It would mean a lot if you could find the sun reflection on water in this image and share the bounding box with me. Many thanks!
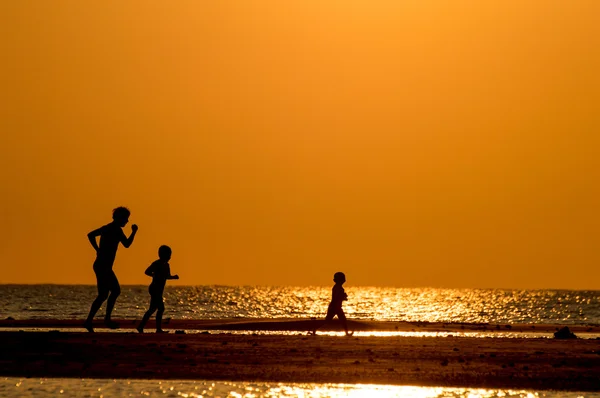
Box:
[3,285,600,326]
[166,286,600,326]
[3,378,595,398]
[263,384,543,398]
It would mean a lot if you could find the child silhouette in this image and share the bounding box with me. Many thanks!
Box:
[137,245,179,333]
[311,272,353,336]
[84,206,138,332]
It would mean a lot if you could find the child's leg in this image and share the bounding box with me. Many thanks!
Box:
[337,309,351,335]
[104,272,121,327]
[155,299,165,332]
[312,306,336,334]
[137,290,162,333]
[137,306,157,332]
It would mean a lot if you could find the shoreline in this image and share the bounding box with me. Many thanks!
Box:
[1,322,600,391]
[2,318,600,335]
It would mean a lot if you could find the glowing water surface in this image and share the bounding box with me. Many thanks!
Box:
[1,378,598,398]
[2,285,600,326]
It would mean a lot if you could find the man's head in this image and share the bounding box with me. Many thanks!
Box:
[112,207,130,227]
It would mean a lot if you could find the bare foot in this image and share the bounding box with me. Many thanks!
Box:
[83,321,94,333]
[104,320,119,329]
[345,331,354,337]
[136,325,144,333]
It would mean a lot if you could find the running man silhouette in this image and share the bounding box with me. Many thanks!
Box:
[137,245,179,333]
[84,206,138,332]
[311,272,353,336]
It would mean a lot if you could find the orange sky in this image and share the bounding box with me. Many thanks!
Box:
[1,1,599,288]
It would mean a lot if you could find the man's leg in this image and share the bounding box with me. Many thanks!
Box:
[104,271,121,328]
[84,271,110,332]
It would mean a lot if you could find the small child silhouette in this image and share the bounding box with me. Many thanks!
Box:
[137,245,179,333]
[311,272,353,336]
[84,206,138,332]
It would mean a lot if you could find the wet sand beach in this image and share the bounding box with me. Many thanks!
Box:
[1,320,600,391]
[3,318,600,335]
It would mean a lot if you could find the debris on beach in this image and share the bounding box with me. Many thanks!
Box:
[553,326,577,339]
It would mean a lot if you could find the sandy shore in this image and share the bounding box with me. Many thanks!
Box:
[0,320,599,391]
[2,318,600,335]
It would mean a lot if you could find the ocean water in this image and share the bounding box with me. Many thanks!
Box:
[2,286,600,397]
[1,285,599,325]
[1,378,598,398]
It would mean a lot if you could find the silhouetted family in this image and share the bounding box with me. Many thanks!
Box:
[84,207,178,333]
[84,206,352,335]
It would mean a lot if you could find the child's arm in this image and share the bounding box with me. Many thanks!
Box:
[166,264,179,280]
[121,224,138,248]
[144,264,153,277]
[331,286,347,304]
[87,227,103,252]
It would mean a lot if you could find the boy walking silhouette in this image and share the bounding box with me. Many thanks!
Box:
[311,272,353,336]
[84,207,138,332]
[137,245,179,333]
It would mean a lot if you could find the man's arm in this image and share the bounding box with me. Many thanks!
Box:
[121,224,138,248]
[87,227,103,252]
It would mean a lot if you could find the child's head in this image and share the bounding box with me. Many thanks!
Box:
[158,245,172,261]
[112,206,131,227]
[333,272,346,284]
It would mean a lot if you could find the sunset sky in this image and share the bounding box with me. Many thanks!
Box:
[1,1,599,288]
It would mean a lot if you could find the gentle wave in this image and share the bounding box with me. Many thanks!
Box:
[1,285,599,326]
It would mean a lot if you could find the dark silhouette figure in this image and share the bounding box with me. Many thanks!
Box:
[84,207,138,332]
[137,245,179,333]
[311,272,353,336]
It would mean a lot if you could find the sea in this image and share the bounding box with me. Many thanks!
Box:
[1,285,599,398]
[2,378,598,398]
[1,284,599,325]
